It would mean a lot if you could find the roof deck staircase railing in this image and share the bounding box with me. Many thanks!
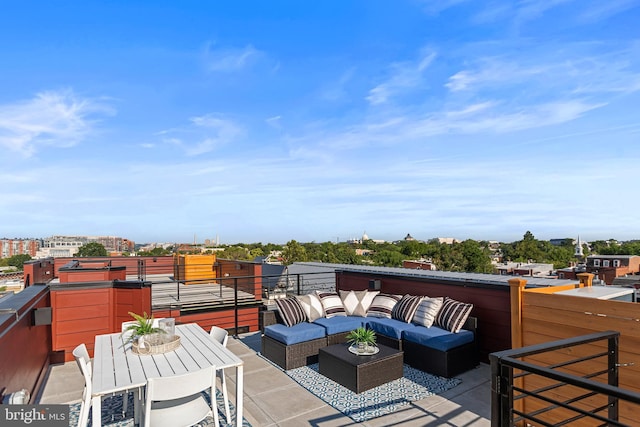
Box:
[489,331,640,426]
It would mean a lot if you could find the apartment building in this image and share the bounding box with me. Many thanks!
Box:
[0,238,40,258]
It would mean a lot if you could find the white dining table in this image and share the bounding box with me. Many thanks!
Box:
[92,323,244,427]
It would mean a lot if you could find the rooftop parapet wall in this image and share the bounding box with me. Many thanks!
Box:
[0,285,51,404]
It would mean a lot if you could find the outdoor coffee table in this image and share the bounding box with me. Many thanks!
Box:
[318,343,404,393]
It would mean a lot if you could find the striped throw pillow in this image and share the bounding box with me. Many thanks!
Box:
[392,294,424,323]
[367,293,402,318]
[434,297,473,333]
[412,296,444,327]
[275,297,307,327]
[316,291,347,318]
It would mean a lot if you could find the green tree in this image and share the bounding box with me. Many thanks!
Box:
[6,254,32,270]
[77,242,108,257]
[281,240,307,265]
[514,231,544,262]
[459,240,493,273]
[217,246,251,260]
[138,247,171,256]
[371,249,404,267]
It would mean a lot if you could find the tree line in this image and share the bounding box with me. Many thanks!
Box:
[7,232,640,274]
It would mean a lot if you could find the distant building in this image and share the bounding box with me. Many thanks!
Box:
[550,238,574,246]
[586,255,640,285]
[0,238,40,258]
[403,259,436,270]
[35,235,134,258]
[436,237,457,244]
[494,262,554,277]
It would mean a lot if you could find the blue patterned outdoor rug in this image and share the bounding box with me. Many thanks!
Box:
[67,388,251,427]
[286,363,461,423]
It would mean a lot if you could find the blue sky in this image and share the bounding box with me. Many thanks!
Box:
[1,1,640,245]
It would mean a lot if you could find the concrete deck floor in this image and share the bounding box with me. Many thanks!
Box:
[38,332,491,426]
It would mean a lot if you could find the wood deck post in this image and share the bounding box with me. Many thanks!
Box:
[577,272,594,287]
[509,277,528,425]
[509,278,527,350]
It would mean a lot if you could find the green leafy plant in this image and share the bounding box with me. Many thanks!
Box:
[345,327,376,346]
[122,311,164,343]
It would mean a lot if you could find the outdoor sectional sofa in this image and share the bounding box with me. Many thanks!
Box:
[260,290,478,378]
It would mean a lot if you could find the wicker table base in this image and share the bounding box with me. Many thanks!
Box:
[318,343,403,393]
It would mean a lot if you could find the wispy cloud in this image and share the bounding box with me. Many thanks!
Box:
[366,51,437,105]
[320,67,356,102]
[578,0,640,23]
[0,90,113,157]
[419,0,471,15]
[445,46,640,97]
[160,113,243,156]
[516,0,575,22]
[265,115,282,129]
[203,43,263,72]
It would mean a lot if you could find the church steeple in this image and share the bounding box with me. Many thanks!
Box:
[574,235,585,262]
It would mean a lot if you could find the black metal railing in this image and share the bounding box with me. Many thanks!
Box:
[489,331,640,426]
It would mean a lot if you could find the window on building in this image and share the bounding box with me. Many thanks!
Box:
[603,260,610,267]
[593,259,601,267]
[613,259,621,267]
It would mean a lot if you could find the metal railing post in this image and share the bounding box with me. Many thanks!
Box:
[608,334,619,421]
[297,274,301,295]
[234,277,239,336]
[489,353,502,427]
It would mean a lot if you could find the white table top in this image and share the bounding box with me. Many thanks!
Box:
[92,323,243,396]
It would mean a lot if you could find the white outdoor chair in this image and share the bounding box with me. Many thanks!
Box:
[72,343,93,427]
[143,366,219,427]
[73,342,137,427]
[210,326,231,423]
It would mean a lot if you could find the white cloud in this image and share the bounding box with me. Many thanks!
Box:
[0,90,112,157]
[419,0,471,15]
[516,0,575,22]
[160,113,243,156]
[366,51,437,105]
[203,43,262,72]
[265,115,282,129]
[578,0,640,23]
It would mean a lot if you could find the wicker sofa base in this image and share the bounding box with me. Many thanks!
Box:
[261,334,327,370]
[403,339,478,378]
[261,309,478,377]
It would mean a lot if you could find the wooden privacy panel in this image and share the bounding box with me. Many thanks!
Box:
[519,290,640,426]
[50,288,113,360]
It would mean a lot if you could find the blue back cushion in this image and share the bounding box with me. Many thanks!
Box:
[264,322,326,346]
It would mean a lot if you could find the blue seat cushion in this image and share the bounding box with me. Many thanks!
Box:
[403,326,475,352]
[313,316,367,335]
[264,322,326,345]
[366,317,416,340]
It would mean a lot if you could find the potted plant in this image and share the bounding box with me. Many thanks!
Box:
[122,311,164,346]
[345,327,377,353]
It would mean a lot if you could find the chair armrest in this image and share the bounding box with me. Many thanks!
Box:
[261,309,283,331]
[463,316,478,335]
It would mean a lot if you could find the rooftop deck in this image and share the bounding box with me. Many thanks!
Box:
[38,331,491,426]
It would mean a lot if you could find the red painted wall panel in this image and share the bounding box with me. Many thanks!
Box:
[0,286,51,403]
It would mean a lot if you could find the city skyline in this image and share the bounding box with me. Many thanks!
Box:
[1,1,639,244]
